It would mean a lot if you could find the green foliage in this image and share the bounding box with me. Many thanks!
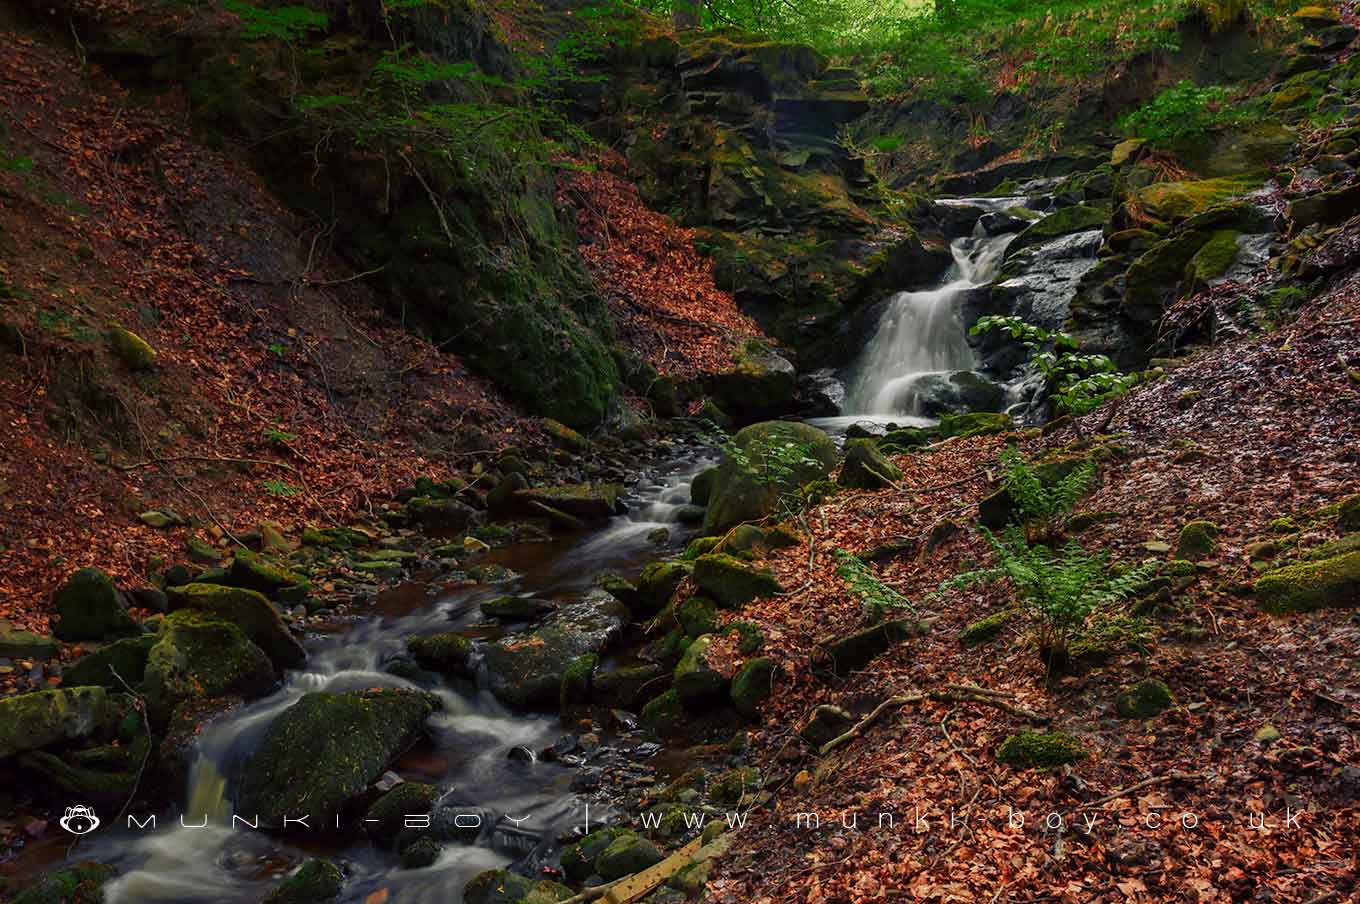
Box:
[1119,81,1234,146]
[833,549,916,621]
[263,424,298,445]
[703,422,825,520]
[970,316,1139,416]
[262,479,302,499]
[999,445,1094,530]
[223,0,327,42]
[938,527,1156,662]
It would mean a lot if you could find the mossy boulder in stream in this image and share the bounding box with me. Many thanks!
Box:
[166,583,305,670]
[703,421,838,534]
[9,862,117,904]
[365,782,441,845]
[263,859,343,904]
[52,567,141,642]
[226,551,310,599]
[0,687,116,759]
[937,411,1013,439]
[513,483,624,522]
[143,610,276,723]
[483,593,630,708]
[693,554,782,607]
[406,633,475,679]
[1006,204,1108,256]
[838,439,901,489]
[237,688,439,827]
[62,634,157,690]
[463,868,574,904]
[1254,551,1360,613]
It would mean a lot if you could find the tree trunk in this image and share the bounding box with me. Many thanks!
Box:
[673,0,702,31]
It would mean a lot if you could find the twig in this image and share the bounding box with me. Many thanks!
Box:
[114,454,299,473]
[819,686,1049,755]
[1075,771,1204,812]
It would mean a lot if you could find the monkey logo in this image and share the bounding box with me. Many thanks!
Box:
[59,806,100,835]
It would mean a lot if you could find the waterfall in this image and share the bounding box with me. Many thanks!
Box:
[844,220,1016,417]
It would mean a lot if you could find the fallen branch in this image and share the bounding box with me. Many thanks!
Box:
[1076,771,1204,812]
[115,454,299,473]
[819,686,1049,755]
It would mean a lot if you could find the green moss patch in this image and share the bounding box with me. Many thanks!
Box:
[996,730,1088,769]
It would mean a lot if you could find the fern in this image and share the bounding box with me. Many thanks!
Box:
[999,445,1094,534]
[834,549,916,621]
[223,0,327,42]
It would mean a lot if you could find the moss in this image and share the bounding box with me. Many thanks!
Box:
[10,862,116,904]
[958,609,1014,647]
[1132,178,1258,225]
[0,687,115,759]
[1270,516,1300,533]
[711,766,761,805]
[1183,229,1241,288]
[463,868,574,904]
[596,833,665,881]
[878,426,935,452]
[730,657,775,718]
[1339,494,1360,532]
[1176,520,1220,559]
[143,610,276,722]
[1008,204,1108,255]
[725,620,764,654]
[107,326,156,370]
[166,582,305,670]
[365,783,440,845]
[263,860,343,903]
[996,730,1087,769]
[936,411,1012,439]
[559,653,597,711]
[838,438,902,489]
[1066,510,1117,532]
[1115,678,1175,718]
[63,634,157,690]
[1168,559,1197,576]
[1255,551,1360,614]
[399,837,442,869]
[674,634,728,702]
[703,421,838,534]
[692,554,782,607]
[560,827,631,882]
[227,550,310,597]
[641,688,687,736]
[407,632,475,678]
[636,560,692,613]
[237,688,439,825]
[52,567,141,642]
[676,595,719,638]
[690,467,719,506]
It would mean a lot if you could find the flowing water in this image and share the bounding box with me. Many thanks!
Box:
[841,203,1019,422]
[57,452,715,904]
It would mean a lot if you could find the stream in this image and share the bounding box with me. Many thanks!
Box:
[66,453,715,904]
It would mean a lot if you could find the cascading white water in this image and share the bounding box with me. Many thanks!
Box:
[844,218,1016,417]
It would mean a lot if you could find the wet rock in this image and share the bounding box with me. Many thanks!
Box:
[514,483,624,522]
[692,554,782,607]
[484,593,631,709]
[481,595,553,622]
[143,610,276,722]
[399,837,442,869]
[703,421,838,534]
[690,467,719,506]
[52,568,141,642]
[899,370,1006,417]
[406,633,475,679]
[838,438,902,490]
[596,573,641,609]
[592,663,666,710]
[62,634,156,690]
[641,689,686,736]
[166,583,305,670]
[0,687,116,758]
[636,560,692,614]
[263,859,343,904]
[9,862,117,904]
[799,704,854,749]
[404,497,482,531]
[1007,204,1108,257]
[559,653,598,711]
[365,782,440,845]
[463,868,573,904]
[237,689,440,827]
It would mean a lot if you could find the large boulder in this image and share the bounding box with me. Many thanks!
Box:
[1255,551,1360,614]
[52,568,141,641]
[892,370,1005,417]
[707,339,797,421]
[838,439,902,490]
[62,634,157,690]
[0,687,116,759]
[483,593,631,708]
[673,634,730,702]
[1005,204,1108,257]
[703,421,838,534]
[236,689,439,827]
[226,551,309,599]
[693,554,782,607]
[513,483,624,521]
[263,860,343,904]
[142,610,277,723]
[635,560,692,614]
[166,583,305,671]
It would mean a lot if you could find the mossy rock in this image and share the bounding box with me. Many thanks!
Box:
[63,634,156,690]
[263,859,343,904]
[0,686,116,759]
[540,418,588,451]
[676,596,719,638]
[682,536,722,560]
[1131,178,1258,226]
[818,618,922,676]
[10,862,116,904]
[514,483,623,521]
[878,426,935,453]
[407,632,475,679]
[1176,520,1220,559]
[399,837,442,869]
[1006,204,1108,257]
[1337,494,1360,532]
[591,663,666,710]
[958,609,1015,647]
[1115,678,1175,719]
[596,832,665,881]
[0,622,58,660]
[463,868,574,904]
[236,688,439,826]
[166,582,305,670]
[227,551,310,599]
[1183,230,1241,289]
[996,730,1087,769]
[365,782,441,845]
[715,523,768,558]
[1289,183,1360,230]
[107,326,156,370]
[560,827,632,882]
[641,688,687,736]
[1254,551,1360,613]
[482,596,630,709]
[707,339,797,421]
[692,554,782,607]
[730,657,775,719]
[690,467,719,506]
[481,595,551,621]
[1294,6,1341,28]
[936,411,1012,439]
[52,567,141,642]
[636,560,693,614]
[20,735,148,804]
[560,653,598,711]
[799,704,854,748]
[703,421,838,534]
[838,438,901,489]
[711,765,761,805]
[143,610,276,723]
[674,634,729,702]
